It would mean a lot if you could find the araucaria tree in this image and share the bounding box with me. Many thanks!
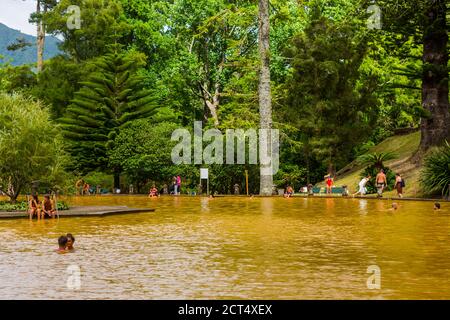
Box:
[60,49,159,189]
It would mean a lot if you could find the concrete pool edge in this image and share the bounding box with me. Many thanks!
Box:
[0,206,155,219]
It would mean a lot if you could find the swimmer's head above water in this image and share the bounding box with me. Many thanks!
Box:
[66,233,75,251]
[57,235,68,253]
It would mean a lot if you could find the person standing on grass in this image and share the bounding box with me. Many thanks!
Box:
[353,175,371,197]
[394,173,404,198]
[375,169,387,197]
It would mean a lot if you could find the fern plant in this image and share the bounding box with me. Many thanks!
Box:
[420,142,450,198]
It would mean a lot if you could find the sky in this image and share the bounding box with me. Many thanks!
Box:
[0,0,37,36]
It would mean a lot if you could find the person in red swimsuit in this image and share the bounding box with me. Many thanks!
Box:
[325,175,333,194]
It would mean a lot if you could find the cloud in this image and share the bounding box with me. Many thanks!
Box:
[0,0,37,36]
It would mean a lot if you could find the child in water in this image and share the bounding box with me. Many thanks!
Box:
[434,203,441,211]
[66,233,75,252]
[55,236,68,254]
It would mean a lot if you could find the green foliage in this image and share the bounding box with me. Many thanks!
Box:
[0,200,69,212]
[420,142,450,197]
[81,172,114,191]
[108,120,180,191]
[0,64,37,93]
[45,0,131,61]
[0,93,69,202]
[207,164,259,195]
[357,152,398,169]
[283,6,379,172]
[274,164,307,189]
[60,49,159,175]
[32,56,89,119]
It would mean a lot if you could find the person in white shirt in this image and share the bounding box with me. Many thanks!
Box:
[353,175,371,196]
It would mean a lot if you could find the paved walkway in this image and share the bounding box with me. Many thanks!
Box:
[0,206,155,219]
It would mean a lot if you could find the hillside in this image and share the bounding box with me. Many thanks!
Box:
[0,23,61,66]
[329,131,423,197]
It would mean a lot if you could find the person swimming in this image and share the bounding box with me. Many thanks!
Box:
[56,235,68,254]
[388,203,398,211]
[434,202,441,211]
[66,233,75,251]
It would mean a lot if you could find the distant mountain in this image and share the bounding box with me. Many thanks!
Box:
[0,22,61,66]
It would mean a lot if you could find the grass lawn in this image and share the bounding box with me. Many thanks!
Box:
[323,131,424,197]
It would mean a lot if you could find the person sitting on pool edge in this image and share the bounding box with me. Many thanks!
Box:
[434,202,441,211]
[284,186,294,198]
[28,194,40,219]
[148,185,158,197]
[66,233,75,252]
[56,235,68,254]
[41,195,56,219]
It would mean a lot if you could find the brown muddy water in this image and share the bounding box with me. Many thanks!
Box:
[0,196,449,299]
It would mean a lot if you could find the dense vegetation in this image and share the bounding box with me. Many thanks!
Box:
[0,0,449,199]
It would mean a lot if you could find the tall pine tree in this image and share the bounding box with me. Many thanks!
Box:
[60,48,159,188]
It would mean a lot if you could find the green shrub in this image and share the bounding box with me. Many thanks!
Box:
[420,142,450,198]
[0,200,69,212]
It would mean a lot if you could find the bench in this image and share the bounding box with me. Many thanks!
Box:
[308,186,346,195]
[331,187,344,194]
[312,187,322,194]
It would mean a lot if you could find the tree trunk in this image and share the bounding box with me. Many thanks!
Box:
[200,40,221,128]
[258,0,273,196]
[114,172,120,191]
[3,184,21,204]
[416,0,450,159]
[36,0,46,73]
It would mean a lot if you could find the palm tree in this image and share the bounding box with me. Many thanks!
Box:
[357,152,398,170]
